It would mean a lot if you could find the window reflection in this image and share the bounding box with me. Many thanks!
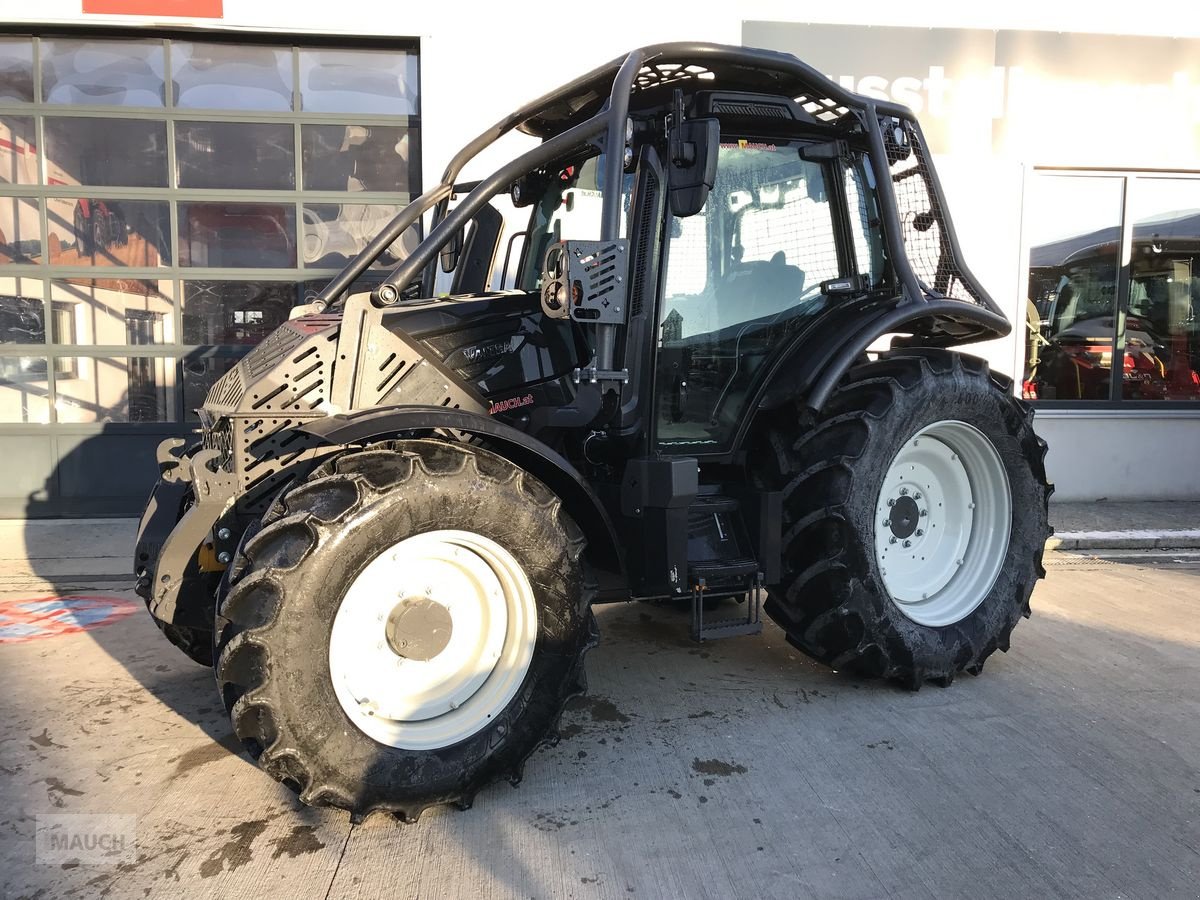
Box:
[172,42,292,111]
[41,40,165,107]
[301,124,418,193]
[0,39,34,103]
[178,203,295,268]
[46,198,170,267]
[298,49,418,115]
[0,278,45,344]
[176,121,295,190]
[44,117,168,188]
[0,355,50,423]
[302,204,417,268]
[0,116,37,184]
[55,355,174,423]
[50,279,174,346]
[1024,175,1124,400]
[182,280,300,344]
[0,197,41,263]
[1127,179,1200,400]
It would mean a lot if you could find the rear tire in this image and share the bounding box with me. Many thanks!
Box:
[755,350,1052,688]
[214,439,596,821]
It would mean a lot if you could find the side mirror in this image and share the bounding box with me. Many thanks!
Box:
[668,116,719,218]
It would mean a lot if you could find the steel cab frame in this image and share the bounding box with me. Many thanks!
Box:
[313,42,1008,364]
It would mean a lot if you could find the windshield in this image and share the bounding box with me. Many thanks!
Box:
[654,140,885,451]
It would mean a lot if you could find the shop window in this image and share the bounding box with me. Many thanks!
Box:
[0,39,34,103]
[43,117,167,188]
[1024,174,1124,401]
[171,42,292,112]
[0,197,42,263]
[177,202,296,268]
[298,48,418,115]
[175,121,295,190]
[50,279,173,346]
[0,278,45,344]
[1024,171,1200,403]
[301,124,418,193]
[54,355,174,423]
[0,355,49,423]
[302,203,416,268]
[0,116,38,184]
[181,280,301,344]
[41,39,165,107]
[46,198,170,267]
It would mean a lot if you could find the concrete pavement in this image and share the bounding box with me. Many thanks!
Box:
[1,516,1199,898]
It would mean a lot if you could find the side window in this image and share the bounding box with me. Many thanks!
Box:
[844,157,886,286]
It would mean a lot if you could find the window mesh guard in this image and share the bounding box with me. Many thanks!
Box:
[882,117,985,307]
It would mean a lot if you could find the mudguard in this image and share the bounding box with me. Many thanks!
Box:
[299,405,625,581]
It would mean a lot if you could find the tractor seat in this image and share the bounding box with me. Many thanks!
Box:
[716,251,805,325]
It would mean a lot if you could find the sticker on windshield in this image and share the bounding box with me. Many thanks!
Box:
[720,140,779,151]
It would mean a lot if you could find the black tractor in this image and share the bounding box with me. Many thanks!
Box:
[135,43,1052,822]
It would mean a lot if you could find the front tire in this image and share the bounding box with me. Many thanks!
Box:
[214,439,596,821]
[756,350,1052,688]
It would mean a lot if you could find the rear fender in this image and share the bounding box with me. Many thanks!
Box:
[298,406,625,583]
[741,299,1011,448]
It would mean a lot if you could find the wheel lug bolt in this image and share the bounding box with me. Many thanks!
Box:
[915,529,923,537]
[914,492,922,500]
[889,536,897,544]
[920,509,927,517]
[887,498,895,507]
[903,540,912,548]
[899,487,908,496]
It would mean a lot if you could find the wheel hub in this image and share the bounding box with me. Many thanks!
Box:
[887,494,921,539]
[385,596,453,662]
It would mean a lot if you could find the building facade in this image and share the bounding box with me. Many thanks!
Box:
[0,2,1198,514]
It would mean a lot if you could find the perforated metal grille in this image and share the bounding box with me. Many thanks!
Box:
[629,168,660,318]
[635,62,716,91]
[883,117,984,306]
[795,94,851,124]
[206,364,244,411]
[245,341,330,414]
[244,322,308,379]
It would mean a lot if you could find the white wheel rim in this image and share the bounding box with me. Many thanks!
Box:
[873,420,1011,627]
[328,529,537,750]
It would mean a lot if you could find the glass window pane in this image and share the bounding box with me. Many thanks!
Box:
[0,277,45,344]
[44,117,167,188]
[50,279,174,346]
[182,280,300,344]
[298,48,418,115]
[1024,175,1125,401]
[182,352,247,419]
[55,355,174,423]
[175,120,294,190]
[0,116,38,184]
[0,197,42,263]
[0,355,49,423]
[41,39,165,107]
[1127,178,1200,401]
[172,42,292,111]
[0,39,34,103]
[301,124,418,193]
[302,204,417,268]
[46,198,170,267]
[178,203,296,268]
